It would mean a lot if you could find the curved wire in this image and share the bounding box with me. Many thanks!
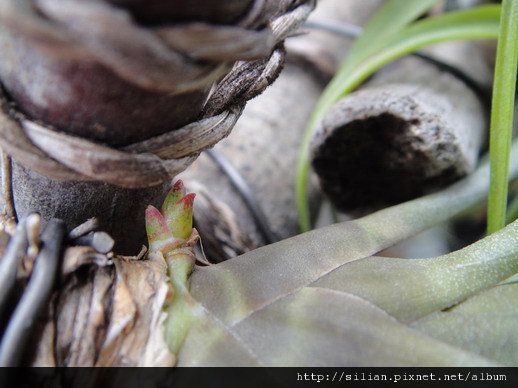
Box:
[0,219,28,322]
[0,219,65,367]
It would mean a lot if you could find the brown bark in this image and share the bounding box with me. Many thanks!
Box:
[0,1,246,143]
[107,0,253,25]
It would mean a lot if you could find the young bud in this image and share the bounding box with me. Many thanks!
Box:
[145,205,175,253]
[164,193,196,240]
[161,180,186,217]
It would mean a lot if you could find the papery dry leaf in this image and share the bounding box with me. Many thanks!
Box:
[30,252,173,367]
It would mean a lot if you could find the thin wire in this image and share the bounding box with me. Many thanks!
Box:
[412,52,491,107]
[206,149,278,244]
[304,19,363,38]
[0,219,65,367]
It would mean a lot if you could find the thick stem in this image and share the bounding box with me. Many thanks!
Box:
[9,163,167,254]
[164,252,195,355]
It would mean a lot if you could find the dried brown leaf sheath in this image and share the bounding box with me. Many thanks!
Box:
[29,252,173,367]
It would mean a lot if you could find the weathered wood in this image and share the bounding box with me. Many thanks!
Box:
[179,0,383,261]
[10,164,167,254]
[179,64,324,261]
[311,42,491,214]
[27,252,173,367]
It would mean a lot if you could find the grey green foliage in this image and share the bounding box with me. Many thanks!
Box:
[173,142,518,366]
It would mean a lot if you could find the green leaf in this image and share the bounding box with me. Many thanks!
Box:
[174,141,518,366]
[313,219,518,323]
[487,0,518,233]
[296,5,501,231]
[167,193,196,240]
[182,288,495,366]
[341,5,501,95]
[411,283,518,366]
[161,180,186,222]
[145,205,176,253]
[146,183,198,356]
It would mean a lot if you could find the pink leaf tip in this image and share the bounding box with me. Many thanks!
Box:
[162,180,187,219]
[177,193,196,208]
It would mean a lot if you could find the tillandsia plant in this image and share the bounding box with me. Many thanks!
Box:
[120,1,518,368]
[172,144,518,366]
[145,180,199,355]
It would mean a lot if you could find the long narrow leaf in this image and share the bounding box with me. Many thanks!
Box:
[296,5,501,231]
[313,214,518,324]
[487,0,518,233]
